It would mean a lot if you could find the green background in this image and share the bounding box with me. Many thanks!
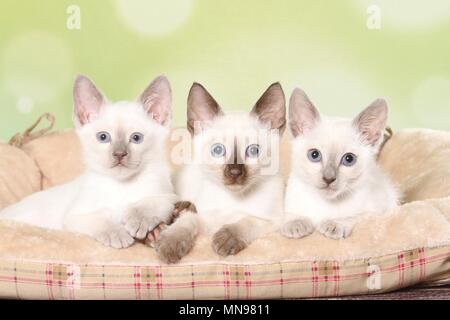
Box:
[0,0,449,141]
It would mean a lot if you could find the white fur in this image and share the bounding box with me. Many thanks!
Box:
[284,116,399,238]
[0,77,177,248]
[175,113,285,242]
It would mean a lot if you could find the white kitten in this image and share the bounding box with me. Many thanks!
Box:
[0,75,177,248]
[282,88,399,240]
[155,82,287,263]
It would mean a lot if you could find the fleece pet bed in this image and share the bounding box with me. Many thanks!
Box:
[0,117,449,300]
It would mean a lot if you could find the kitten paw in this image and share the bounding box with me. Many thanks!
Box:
[95,226,135,249]
[123,209,163,240]
[145,223,167,248]
[212,225,247,257]
[155,227,195,264]
[318,220,352,240]
[281,218,315,239]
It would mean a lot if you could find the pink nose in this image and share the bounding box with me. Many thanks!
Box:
[322,176,336,185]
[229,168,242,177]
[113,151,128,161]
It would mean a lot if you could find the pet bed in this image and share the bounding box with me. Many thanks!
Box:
[0,115,449,299]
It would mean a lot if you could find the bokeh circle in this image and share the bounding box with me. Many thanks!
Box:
[2,31,73,106]
[116,0,193,36]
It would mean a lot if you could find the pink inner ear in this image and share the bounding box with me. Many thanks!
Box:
[77,110,89,126]
[76,103,101,125]
[354,102,388,147]
[289,88,320,137]
[149,109,165,125]
[73,76,105,126]
[361,129,381,146]
[140,76,172,126]
[144,94,171,125]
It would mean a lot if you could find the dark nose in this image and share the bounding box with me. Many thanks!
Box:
[113,151,128,161]
[322,176,336,185]
[226,164,244,178]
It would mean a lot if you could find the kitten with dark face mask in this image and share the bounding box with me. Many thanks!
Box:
[154,82,286,263]
[0,75,177,248]
[282,88,399,240]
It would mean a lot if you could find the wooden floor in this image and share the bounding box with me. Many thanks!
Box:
[310,285,450,300]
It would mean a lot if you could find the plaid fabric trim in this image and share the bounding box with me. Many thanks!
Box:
[0,246,449,300]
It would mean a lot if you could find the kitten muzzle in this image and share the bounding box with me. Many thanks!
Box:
[321,163,337,186]
[223,164,247,186]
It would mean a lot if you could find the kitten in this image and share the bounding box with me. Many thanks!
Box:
[0,75,177,248]
[154,82,287,263]
[282,88,399,240]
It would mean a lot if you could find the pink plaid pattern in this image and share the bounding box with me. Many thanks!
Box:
[0,246,449,300]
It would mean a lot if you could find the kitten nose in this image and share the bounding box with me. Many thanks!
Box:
[230,167,242,177]
[226,164,244,178]
[322,176,336,185]
[113,151,128,161]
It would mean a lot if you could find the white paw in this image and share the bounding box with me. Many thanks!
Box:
[95,225,135,249]
[318,220,352,240]
[281,218,315,239]
[123,209,163,240]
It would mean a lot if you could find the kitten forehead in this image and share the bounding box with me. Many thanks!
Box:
[305,118,356,138]
[295,117,362,153]
[78,101,166,135]
[206,112,268,131]
[195,112,272,147]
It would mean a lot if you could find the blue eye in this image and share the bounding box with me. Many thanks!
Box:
[341,153,357,166]
[130,132,144,144]
[307,149,322,162]
[211,143,226,158]
[96,132,111,143]
[246,144,260,158]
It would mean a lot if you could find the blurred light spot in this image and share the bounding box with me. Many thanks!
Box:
[116,0,192,36]
[290,67,379,118]
[411,77,450,129]
[354,0,450,30]
[16,97,34,114]
[2,31,72,103]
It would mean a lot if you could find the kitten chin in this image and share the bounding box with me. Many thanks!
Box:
[223,175,266,197]
[320,185,355,202]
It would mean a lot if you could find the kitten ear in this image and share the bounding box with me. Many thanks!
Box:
[251,82,286,134]
[288,88,321,137]
[187,83,223,135]
[73,75,106,128]
[139,75,172,126]
[352,98,388,147]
